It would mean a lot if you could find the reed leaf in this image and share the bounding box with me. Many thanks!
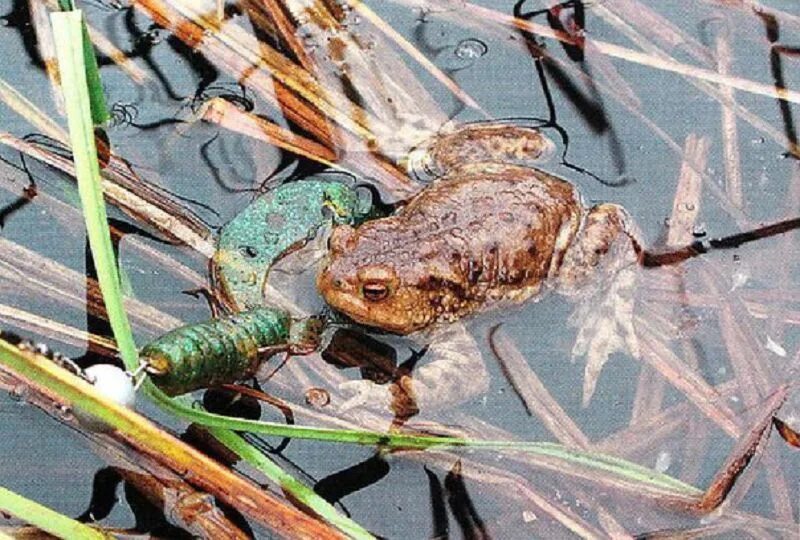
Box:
[0,486,111,540]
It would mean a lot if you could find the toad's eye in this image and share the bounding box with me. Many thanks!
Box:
[362,282,389,301]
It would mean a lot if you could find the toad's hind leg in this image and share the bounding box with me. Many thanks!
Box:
[556,204,643,406]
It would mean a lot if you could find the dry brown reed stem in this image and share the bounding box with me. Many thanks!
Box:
[133,0,416,197]
[629,362,667,426]
[0,80,66,144]
[668,134,708,247]
[28,0,63,113]
[39,0,151,83]
[698,269,792,519]
[199,98,415,196]
[598,397,691,458]
[251,0,315,70]
[418,451,608,539]
[636,134,708,426]
[583,40,642,111]
[594,505,634,540]
[347,0,485,113]
[760,449,794,521]
[284,0,446,138]
[713,19,744,209]
[642,286,800,328]
[699,266,776,404]
[132,0,334,147]
[692,385,788,513]
[0,348,347,540]
[113,471,251,539]
[462,1,800,105]
[0,303,117,355]
[608,0,714,65]
[488,326,591,449]
[0,237,182,338]
[594,382,736,457]
[592,4,800,159]
[252,0,447,165]
[141,0,379,141]
[637,324,741,438]
[703,0,800,30]
[0,132,215,257]
[200,97,338,165]
[766,163,800,343]
[0,170,206,289]
[84,23,151,85]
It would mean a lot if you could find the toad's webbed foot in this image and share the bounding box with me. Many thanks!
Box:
[557,203,642,406]
[569,262,639,406]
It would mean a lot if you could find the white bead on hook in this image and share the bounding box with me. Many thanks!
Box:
[84,364,136,408]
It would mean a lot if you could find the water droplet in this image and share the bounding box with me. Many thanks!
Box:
[522,510,537,523]
[10,384,29,403]
[57,404,74,421]
[305,387,330,408]
[765,336,787,357]
[454,38,488,59]
[654,451,671,473]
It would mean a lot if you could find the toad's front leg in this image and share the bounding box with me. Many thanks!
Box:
[337,323,488,414]
[555,203,643,405]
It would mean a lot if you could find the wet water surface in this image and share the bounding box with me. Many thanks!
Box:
[0,1,799,538]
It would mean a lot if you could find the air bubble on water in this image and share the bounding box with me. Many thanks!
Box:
[454,38,488,59]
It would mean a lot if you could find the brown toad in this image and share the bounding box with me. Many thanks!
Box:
[318,122,643,404]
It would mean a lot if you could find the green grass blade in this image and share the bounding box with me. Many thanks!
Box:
[55,3,109,125]
[51,10,136,366]
[0,486,111,540]
[210,428,377,540]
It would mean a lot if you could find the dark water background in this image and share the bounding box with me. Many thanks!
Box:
[0,0,799,537]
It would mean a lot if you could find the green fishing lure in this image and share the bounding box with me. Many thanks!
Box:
[143,175,374,396]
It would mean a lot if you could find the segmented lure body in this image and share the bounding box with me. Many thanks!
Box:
[141,308,291,396]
